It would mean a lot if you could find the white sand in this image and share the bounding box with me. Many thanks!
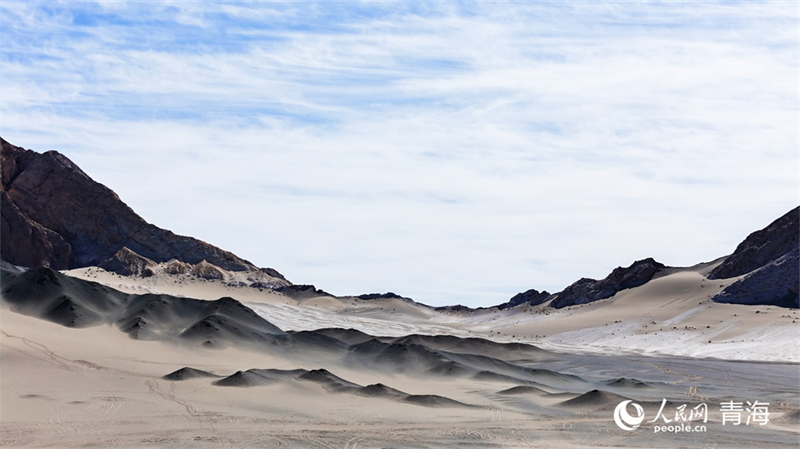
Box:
[63,266,800,362]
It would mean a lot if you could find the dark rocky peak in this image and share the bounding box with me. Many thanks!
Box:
[549,258,666,309]
[712,248,799,308]
[433,304,475,313]
[0,138,264,276]
[357,292,407,300]
[497,289,552,310]
[708,206,799,280]
[2,138,40,188]
[259,267,286,281]
[275,284,331,299]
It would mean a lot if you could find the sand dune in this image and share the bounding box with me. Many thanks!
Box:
[63,261,799,364]
[558,389,629,409]
[162,367,222,381]
[2,299,798,447]
[1,260,798,447]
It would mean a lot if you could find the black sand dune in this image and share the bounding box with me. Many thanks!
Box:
[425,360,475,377]
[344,335,587,390]
[271,331,349,354]
[402,394,476,408]
[296,369,476,407]
[2,265,584,392]
[347,338,390,356]
[163,367,222,381]
[1,267,286,349]
[318,328,554,362]
[214,368,308,387]
[558,389,629,409]
[388,334,554,361]
[496,385,549,395]
[311,328,375,345]
[298,369,362,393]
[440,352,586,388]
[1,267,127,327]
[472,370,545,386]
[349,341,461,375]
[41,294,103,328]
[604,377,651,389]
[193,366,478,409]
[126,294,285,345]
[179,313,282,348]
[356,383,407,399]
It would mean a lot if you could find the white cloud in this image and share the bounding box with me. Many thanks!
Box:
[1,1,796,306]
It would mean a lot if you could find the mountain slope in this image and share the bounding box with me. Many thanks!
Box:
[493,208,799,310]
[1,138,286,285]
[708,206,798,280]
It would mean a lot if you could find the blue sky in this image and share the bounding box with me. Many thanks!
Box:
[1,1,797,307]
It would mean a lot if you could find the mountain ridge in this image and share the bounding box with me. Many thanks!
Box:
[1,138,288,288]
[1,137,797,309]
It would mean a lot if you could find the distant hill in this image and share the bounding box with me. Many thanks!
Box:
[495,207,799,310]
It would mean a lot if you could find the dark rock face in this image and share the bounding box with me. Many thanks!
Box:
[497,289,552,310]
[712,248,799,308]
[1,190,73,269]
[549,258,666,309]
[357,292,408,301]
[259,267,286,281]
[709,206,799,280]
[0,138,260,274]
[433,304,473,313]
[275,284,331,299]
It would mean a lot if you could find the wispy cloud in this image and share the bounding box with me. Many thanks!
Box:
[1,1,796,306]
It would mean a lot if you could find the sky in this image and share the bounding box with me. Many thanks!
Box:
[1,1,797,307]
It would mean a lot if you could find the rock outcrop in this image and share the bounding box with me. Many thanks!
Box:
[0,138,287,284]
[275,284,332,299]
[99,247,156,277]
[708,206,799,280]
[712,248,799,308]
[549,258,666,309]
[1,190,73,269]
[497,289,552,310]
[357,292,410,301]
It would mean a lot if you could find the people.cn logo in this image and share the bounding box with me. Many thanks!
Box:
[614,400,645,431]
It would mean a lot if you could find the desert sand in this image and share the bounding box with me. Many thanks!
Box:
[1,263,798,448]
[64,262,800,362]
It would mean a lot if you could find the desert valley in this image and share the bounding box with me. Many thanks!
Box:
[1,137,798,448]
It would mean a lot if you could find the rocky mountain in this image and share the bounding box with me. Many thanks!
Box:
[549,258,667,309]
[494,258,666,310]
[2,137,797,310]
[708,206,798,280]
[710,207,799,308]
[1,138,287,287]
[498,207,798,310]
[497,288,551,310]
